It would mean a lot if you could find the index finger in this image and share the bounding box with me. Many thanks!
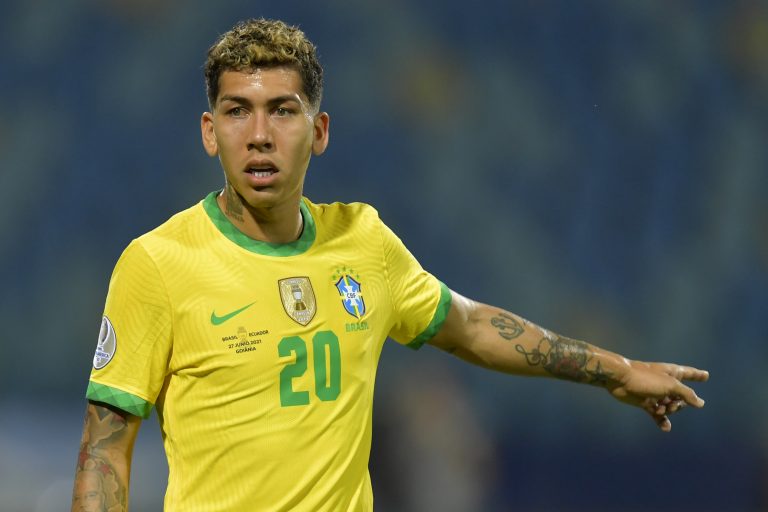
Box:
[675,366,709,382]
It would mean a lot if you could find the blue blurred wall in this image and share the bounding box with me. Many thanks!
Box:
[1,0,766,510]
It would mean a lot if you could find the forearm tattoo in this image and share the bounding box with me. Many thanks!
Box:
[73,404,129,511]
[490,312,612,385]
[490,312,524,340]
[514,335,613,385]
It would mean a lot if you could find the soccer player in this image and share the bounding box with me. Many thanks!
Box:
[72,18,709,512]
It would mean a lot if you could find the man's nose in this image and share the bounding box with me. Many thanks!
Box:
[247,111,273,151]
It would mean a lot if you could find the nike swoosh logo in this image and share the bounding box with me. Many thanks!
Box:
[210,302,256,325]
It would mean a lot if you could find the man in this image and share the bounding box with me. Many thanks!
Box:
[72,18,708,511]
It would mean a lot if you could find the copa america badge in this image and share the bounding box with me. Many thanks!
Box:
[93,316,117,369]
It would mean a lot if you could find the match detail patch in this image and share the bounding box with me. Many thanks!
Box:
[93,316,117,369]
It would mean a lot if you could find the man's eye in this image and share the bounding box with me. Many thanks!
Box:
[229,107,245,117]
[274,107,290,117]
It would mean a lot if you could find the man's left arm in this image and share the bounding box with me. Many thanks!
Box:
[428,289,709,432]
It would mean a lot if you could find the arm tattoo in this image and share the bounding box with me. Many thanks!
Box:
[491,312,524,340]
[73,403,129,511]
[224,183,245,223]
[515,335,613,385]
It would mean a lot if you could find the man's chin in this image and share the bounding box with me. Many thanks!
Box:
[241,190,279,210]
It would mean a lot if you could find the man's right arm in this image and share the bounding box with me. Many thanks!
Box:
[72,400,142,511]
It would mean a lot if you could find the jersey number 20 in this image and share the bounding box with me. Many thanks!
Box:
[278,331,341,407]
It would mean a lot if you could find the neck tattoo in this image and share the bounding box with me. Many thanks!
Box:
[224,185,245,223]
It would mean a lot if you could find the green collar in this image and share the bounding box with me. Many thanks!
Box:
[202,191,316,256]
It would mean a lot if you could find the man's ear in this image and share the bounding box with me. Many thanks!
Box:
[201,111,218,156]
[311,112,330,156]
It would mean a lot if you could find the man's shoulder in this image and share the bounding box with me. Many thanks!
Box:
[127,198,208,259]
[144,198,206,236]
[304,197,381,226]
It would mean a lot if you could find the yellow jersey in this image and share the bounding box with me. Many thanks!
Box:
[86,191,451,511]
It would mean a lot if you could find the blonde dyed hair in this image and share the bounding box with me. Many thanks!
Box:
[204,18,323,109]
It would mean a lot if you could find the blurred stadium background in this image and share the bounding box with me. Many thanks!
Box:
[1,0,766,510]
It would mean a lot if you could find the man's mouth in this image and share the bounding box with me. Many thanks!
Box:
[248,168,277,177]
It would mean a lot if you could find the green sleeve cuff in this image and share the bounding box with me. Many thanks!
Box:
[86,381,154,419]
[406,281,453,350]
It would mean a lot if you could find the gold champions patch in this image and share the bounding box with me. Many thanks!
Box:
[278,277,317,326]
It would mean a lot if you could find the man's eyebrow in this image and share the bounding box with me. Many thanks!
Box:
[218,94,304,106]
[218,95,252,106]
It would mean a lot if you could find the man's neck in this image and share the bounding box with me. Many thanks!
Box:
[216,189,303,244]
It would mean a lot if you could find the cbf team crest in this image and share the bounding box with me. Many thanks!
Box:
[334,272,366,319]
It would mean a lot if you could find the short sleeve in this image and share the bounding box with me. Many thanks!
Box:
[85,240,173,418]
[380,222,452,349]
